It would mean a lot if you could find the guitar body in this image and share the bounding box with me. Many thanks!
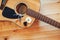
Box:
[0,0,40,28]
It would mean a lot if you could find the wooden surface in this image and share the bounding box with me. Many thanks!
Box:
[0,20,60,40]
[0,0,40,31]
[0,0,40,28]
[40,2,60,30]
[0,0,60,40]
[0,30,60,40]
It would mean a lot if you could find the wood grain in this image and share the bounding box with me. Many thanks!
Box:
[0,20,60,40]
[0,0,60,40]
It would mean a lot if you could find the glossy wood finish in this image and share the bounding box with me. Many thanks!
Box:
[0,0,40,28]
[27,9,60,28]
[40,2,60,28]
[0,20,60,40]
[0,0,60,40]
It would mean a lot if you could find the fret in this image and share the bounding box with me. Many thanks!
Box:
[27,9,60,28]
[40,14,44,21]
[41,15,47,22]
[44,17,49,23]
[38,13,43,20]
[38,13,60,28]
[37,12,39,19]
[51,20,57,26]
[57,23,60,27]
[40,14,60,28]
[35,12,38,19]
[50,19,54,25]
[37,13,41,19]
[47,17,52,24]
[53,21,56,26]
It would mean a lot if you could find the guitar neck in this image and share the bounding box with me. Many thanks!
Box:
[27,9,60,28]
[0,0,8,10]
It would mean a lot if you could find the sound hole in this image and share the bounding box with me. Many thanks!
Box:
[16,3,27,14]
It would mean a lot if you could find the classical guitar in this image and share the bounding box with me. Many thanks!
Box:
[0,0,60,28]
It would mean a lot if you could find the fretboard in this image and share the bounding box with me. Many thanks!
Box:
[27,9,60,28]
[0,0,8,10]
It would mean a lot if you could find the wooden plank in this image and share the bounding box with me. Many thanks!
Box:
[0,20,60,40]
[0,29,60,40]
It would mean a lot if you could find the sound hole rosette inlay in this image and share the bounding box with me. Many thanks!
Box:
[15,3,28,14]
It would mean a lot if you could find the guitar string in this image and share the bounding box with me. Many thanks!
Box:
[27,9,60,28]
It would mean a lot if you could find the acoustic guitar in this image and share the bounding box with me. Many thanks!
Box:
[0,0,60,28]
[0,0,40,28]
